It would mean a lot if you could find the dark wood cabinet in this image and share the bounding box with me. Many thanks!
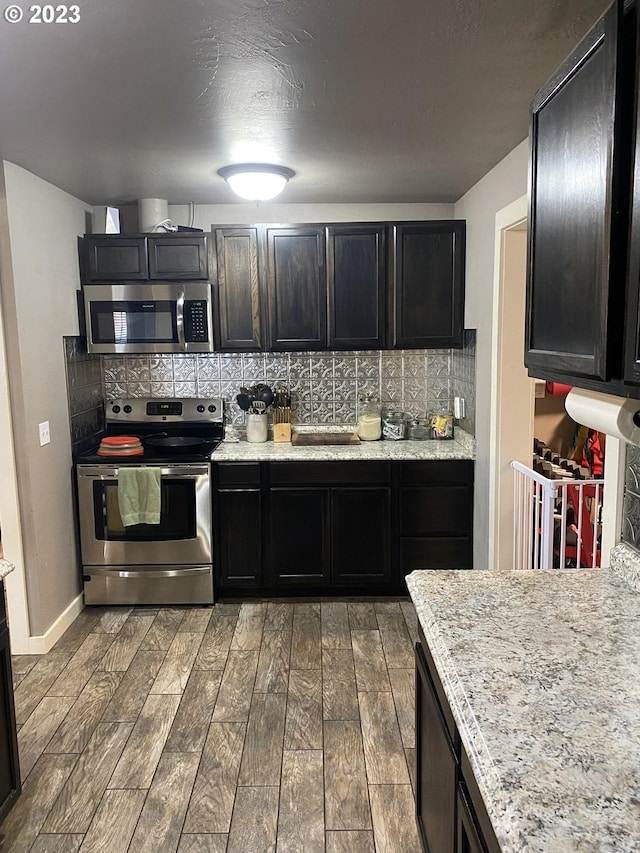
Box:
[148,234,209,280]
[416,633,500,853]
[266,226,326,350]
[398,460,473,575]
[83,236,149,281]
[0,582,20,822]
[213,459,471,596]
[416,641,457,853]
[526,0,631,384]
[392,221,466,349]
[82,234,209,282]
[268,487,330,583]
[327,225,386,349]
[215,464,263,588]
[208,219,464,352]
[331,486,391,583]
[213,227,264,351]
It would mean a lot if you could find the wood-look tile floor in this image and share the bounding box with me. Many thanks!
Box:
[1,599,422,853]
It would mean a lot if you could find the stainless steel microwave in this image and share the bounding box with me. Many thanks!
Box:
[83,282,214,353]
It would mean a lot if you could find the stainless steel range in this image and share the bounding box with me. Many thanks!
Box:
[75,398,224,606]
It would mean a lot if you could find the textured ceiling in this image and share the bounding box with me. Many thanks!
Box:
[0,0,611,205]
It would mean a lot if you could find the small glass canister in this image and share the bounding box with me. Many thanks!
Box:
[357,395,382,441]
[429,411,454,440]
[382,410,406,440]
[406,418,430,440]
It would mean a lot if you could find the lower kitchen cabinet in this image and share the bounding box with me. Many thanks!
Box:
[416,629,499,853]
[213,458,473,596]
[0,581,20,822]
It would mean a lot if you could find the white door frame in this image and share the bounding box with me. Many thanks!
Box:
[488,194,532,570]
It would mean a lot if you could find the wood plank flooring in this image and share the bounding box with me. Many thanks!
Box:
[2,599,421,853]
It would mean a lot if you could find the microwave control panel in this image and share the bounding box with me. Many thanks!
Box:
[184,300,209,342]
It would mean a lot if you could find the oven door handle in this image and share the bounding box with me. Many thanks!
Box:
[77,465,210,479]
[88,567,211,579]
[176,289,186,350]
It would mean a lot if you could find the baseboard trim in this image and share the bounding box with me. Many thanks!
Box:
[22,593,84,655]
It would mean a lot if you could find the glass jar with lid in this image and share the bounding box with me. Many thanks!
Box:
[382,410,406,440]
[357,395,382,441]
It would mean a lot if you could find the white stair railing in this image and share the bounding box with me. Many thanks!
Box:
[511,461,603,570]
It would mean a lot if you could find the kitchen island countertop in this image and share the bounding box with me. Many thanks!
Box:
[407,555,640,853]
[215,427,474,462]
[0,559,15,581]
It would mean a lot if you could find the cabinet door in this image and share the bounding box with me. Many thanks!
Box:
[393,221,465,349]
[327,225,386,349]
[148,235,209,280]
[217,489,262,587]
[214,227,264,351]
[457,785,486,853]
[527,0,629,382]
[268,487,330,583]
[0,627,20,822]
[266,227,326,350]
[624,5,640,383]
[83,236,148,281]
[416,642,457,853]
[331,487,391,583]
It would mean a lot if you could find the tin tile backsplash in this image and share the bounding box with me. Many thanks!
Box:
[64,336,104,454]
[102,337,477,432]
[623,443,640,550]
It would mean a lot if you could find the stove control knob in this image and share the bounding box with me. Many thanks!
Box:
[123,405,132,414]
[197,404,205,413]
[111,405,121,414]
[208,404,217,413]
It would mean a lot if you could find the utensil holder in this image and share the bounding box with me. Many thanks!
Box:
[246,413,268,443]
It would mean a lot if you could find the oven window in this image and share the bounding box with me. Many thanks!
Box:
[90,300,177,344]
[93,479,196,541]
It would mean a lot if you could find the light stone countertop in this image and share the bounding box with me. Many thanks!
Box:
[214,426,475,462]
[0,558,15,580]
[406,564,640,853]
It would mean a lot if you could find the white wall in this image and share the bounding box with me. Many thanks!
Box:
[167,202,454,229]
[454,139,529,569]
[1,161,90,638]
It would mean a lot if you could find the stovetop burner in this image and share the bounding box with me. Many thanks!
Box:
[75,397,225,464]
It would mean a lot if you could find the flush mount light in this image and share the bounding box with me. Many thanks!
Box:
[217,163,295,201]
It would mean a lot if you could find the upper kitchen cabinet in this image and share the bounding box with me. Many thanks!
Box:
[81,234,209,282]
[266,226,327,350]
[327,224,386,350]
[212,226,265,351]
[526,0,636,386]
[391,221,466,349]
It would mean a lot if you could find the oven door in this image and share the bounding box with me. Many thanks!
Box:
[76,463,212,567]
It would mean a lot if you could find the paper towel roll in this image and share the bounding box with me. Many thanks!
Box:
[565,388,640,445]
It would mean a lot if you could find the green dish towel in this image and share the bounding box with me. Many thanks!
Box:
[117,467,161,526]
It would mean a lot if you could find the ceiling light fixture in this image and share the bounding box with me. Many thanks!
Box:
[217,163,295,201]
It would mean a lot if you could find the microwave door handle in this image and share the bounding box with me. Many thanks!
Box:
[176,290,186,350]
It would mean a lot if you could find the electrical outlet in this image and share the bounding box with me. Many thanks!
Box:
[38,421,50,446]
[454,397,465,420]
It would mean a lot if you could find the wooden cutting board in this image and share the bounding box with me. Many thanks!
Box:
[291,431,360,446]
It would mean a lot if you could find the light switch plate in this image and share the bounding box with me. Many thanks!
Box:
[38,421,50,446]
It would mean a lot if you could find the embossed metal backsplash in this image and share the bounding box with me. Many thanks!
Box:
[102,335,477,432]
[623,443,640,550]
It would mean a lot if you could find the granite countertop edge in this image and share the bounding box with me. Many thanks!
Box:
[406,571,521,852]
[216,426,475,461]
[0,558,15,580]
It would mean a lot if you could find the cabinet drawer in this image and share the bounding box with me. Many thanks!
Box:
[269,461,390,485]
[216,462,261,486]
[399,459,473,485]
[400,484,472,535]
[401,537,472,572]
